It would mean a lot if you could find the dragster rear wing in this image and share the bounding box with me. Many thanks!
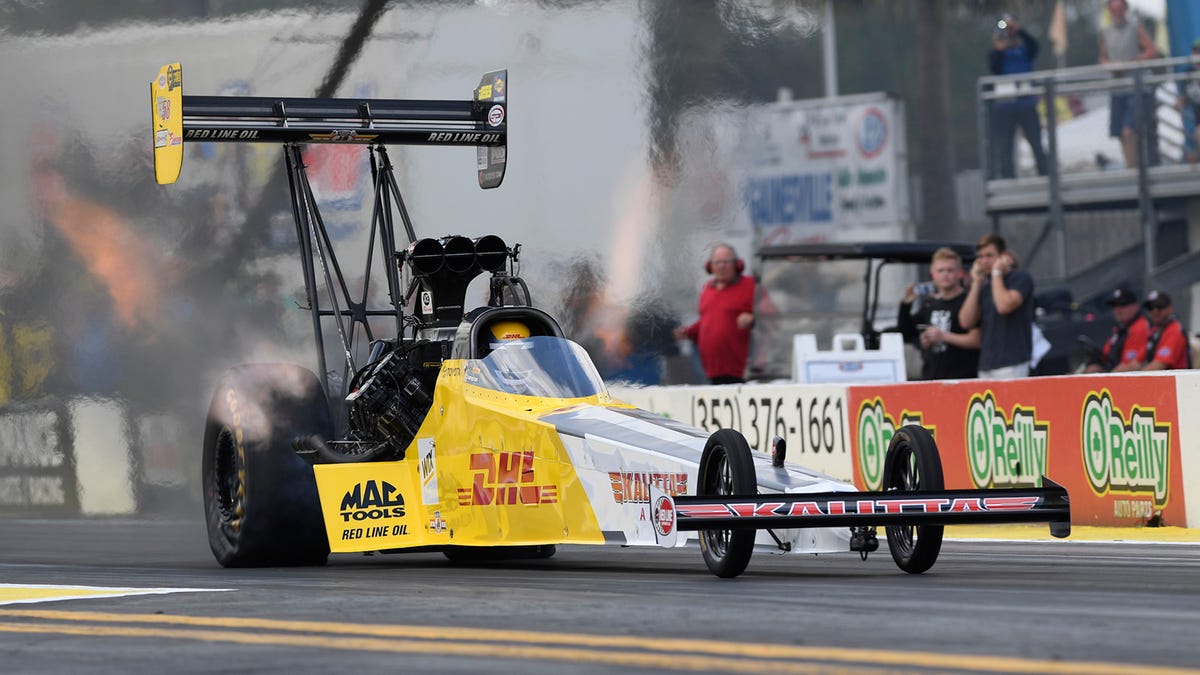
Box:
[150,63,508,189]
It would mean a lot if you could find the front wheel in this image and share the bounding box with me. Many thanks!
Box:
[883,424,944,574]
[697,429,757,578]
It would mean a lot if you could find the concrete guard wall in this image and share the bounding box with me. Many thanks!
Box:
[612,370,1200,528]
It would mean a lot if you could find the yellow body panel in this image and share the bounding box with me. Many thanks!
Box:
[314,360,608,553]
[150,63,183,185]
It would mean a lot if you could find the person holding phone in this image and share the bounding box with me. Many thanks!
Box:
[897,247,980,380]
[988,12,1047,178]
[959,234,1035,379]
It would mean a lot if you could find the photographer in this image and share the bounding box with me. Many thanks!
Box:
[897,247,980,380]
[988,12,1048,178]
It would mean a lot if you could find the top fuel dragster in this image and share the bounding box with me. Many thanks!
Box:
[152,63,1069,578]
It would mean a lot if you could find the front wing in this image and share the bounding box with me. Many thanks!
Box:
[652,479,1072,541]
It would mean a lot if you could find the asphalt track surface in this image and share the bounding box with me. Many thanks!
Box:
[0,518,1198,674]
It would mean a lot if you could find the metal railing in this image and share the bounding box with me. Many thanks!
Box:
[977,54,1200,292]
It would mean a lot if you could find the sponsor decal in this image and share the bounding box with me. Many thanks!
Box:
[155,130,170,149]
[185,129,260,140]
[427,510,447,534]
[493,76,505,96]
[170,134,182,146]
[342,523,408,540]
[158,74,166,88]
[457,451,558,506]
[855,106,888,158]
[478,83,493,100]
[420,291,433,315]
[652,495,674,537]
[965,392,1047,488]
[1081,390,1170,507]
[418,438,439,506]
[339,480,406,522]
[156,96,170,121]
[308,130,378,143]
[487,104,505,127]
[609,471,688,504]
[677,495,1042,520]
[166,64,182,91]
[427,132,501,143]
[855,398,926,490]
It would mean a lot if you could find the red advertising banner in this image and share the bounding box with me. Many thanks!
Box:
[847,374,1185,527]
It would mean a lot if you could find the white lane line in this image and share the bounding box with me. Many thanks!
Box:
[0,584,233,606]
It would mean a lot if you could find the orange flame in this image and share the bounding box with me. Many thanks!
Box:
[34,171,175,330]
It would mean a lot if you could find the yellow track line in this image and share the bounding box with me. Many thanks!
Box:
[0,621,904,675]
[946,525,1200,542]
[1,609,1195,675]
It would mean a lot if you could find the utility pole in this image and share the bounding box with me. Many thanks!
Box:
[914,0,958,238]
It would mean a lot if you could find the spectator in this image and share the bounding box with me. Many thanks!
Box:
[959,234,1035,379]
[1099,0,1161,169]
[674,243,755,384]
[1175,38,1200,163]
[1084,287,1151,373]
[897,247,980,380]
[1140,290,1191,370]
[988,12,1048,178]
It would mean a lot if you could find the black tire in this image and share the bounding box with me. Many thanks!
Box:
[883,424,944,574]
[442,545,556,563]
[697,429,757,578]
[202,363,332,567]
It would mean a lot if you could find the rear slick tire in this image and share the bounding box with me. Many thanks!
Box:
[883,424,945,574]
[697,429,757,578]
[202,363,332,567]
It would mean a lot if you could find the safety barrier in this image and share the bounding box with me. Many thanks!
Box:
[613,370,1200,528]
[0,396,153,516]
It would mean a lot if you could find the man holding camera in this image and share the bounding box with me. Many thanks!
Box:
[897,247,980,380]
[988,12,1048,178]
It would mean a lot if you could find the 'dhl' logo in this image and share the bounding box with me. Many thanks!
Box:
[340,480,406,522]
[458,451,558,506]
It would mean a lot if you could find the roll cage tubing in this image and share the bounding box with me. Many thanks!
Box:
[151,64,509,406]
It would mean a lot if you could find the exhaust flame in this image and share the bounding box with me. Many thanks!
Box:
[33,170,177,331]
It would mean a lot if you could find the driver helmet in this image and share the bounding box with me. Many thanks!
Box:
[490,320,530,341]
[488,320,531,351]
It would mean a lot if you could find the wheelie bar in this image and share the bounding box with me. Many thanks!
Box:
[669,477,1071,538]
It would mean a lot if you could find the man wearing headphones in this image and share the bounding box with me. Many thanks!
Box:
[673,243,755,384]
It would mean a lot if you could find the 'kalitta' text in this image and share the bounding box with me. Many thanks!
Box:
[856,398,925,491]
[966,393,1047,488]
[1082,391,1170,507]
[609,471,688,504]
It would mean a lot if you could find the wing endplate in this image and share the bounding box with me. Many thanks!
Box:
[474,69,507,189]
[150,63,184,185]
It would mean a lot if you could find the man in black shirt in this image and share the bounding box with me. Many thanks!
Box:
[898,247,980,379]
[960,234,1035,379]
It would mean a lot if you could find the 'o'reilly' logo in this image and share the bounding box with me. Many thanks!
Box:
[966,393,1046,488]
[1082,390,1170,507]
[340,480,406,522]
[856,398,926,491]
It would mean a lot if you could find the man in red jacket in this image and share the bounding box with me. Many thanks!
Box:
[674,243,755,384]
[1084,287,1150,373]
[1139,290,1192,370]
